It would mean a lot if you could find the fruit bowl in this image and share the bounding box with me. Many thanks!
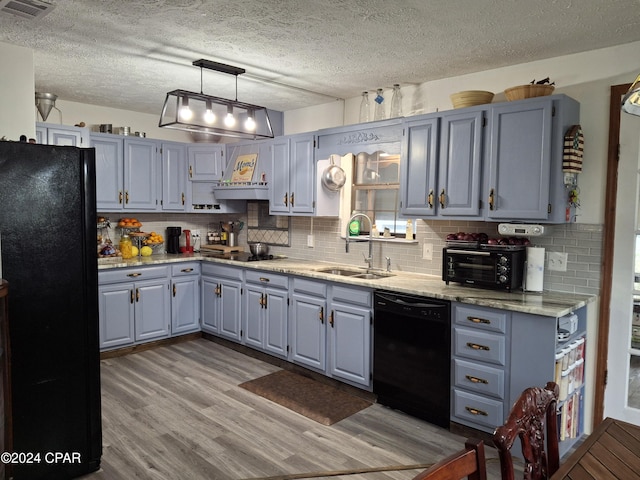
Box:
[143,242,164,254]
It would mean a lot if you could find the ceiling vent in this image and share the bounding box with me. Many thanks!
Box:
[0,0,55,20]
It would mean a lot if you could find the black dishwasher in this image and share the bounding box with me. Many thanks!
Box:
[373,291,451,428]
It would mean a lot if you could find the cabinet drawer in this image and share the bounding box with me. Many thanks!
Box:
[201,263,243,281]
[293,277,327,297]
[245,270,289,290]
[453,389,504,431]
[453,359,505,399]
[454,327,506,366]
[171,262,200,276]
[454,304,508,333]
[331,285,371,307]
[99,265,169,285]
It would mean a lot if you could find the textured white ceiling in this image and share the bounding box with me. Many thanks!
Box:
[1,0,640,115]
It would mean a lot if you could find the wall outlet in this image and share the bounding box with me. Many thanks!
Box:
[307,234,314,248]
[191,229,200,237]
[547,251,568,272]
[423,242,433,260]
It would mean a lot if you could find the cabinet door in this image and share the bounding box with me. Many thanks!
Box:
[290,292,326,371]
[171,276,200,335]
[401,116,439,216]
[124,138,159,211]
[438,110,484,217]
[134,279,170,342]
[289,134,315,214]
[162,142,187,211]
[218,278,243,342]
[328,302,371,387]
[486,99,553,220]
[98,282,135,349]
[201,277,219,333]
[187,144,225,181]
[46,126,86,146]
[92,135,124,211]
[269,138,291,214]
[244,285,264,349]
[264,287,288,358]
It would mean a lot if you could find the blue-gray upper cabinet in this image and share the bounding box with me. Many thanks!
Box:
[161,142,187,211]
[400,114,440,216]
[485,95,580,222]
[92,134,124,211]
[36,122,89,146]
[438,109,484,217]
[270,133,316,215]
[123,137,160,211]
[187,144,225,181]
[400,109,484,218]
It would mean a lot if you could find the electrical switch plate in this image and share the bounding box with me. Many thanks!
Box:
[307,234,314,248]
[547,251,568,272]
[423,243,433,260]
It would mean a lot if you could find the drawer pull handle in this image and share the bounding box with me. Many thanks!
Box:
[467,342,490,351]
[127,273,142,277]
[465,375,488,384]
[468,316,490,324]
[465,406,488,416]
[181,268,194,273]
[259,277,270,283]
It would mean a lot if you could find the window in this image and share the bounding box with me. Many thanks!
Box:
[351,151,407,236]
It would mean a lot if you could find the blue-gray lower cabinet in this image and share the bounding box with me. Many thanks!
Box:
[200,263,243,342]
[170,262,201,335]
[290,278,372,389]
[451,301,588,457]
[98,265,171,350]
[243,270,289,358]
[327,285,372,388]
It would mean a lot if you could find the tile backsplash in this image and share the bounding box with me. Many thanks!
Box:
[100,212,602,296]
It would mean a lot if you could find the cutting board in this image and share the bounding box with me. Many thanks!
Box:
[200,244,244,253]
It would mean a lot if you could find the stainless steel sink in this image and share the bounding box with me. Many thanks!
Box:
[315,267,394,280]
[353,272,395,280]
[315,267,362,276]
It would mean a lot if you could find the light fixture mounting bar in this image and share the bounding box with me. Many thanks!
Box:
[192,59,245,76]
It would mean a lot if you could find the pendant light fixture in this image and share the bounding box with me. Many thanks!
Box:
[159,59,274,139]
[622,73,640,116]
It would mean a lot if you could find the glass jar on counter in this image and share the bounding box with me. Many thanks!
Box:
[119,234,133,259]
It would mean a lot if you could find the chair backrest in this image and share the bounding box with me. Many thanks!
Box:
[412,438,487,480]
[493,381,560,480]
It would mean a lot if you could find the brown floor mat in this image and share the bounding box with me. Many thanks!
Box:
[239,370,372,425]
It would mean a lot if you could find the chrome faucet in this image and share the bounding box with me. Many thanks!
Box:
[345,212,373,270]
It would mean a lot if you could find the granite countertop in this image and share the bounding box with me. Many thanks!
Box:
[98,253,597,318]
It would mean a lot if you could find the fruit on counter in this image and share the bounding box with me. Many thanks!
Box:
[140,246,153,257]
[131,246,139,256]
[143,231,164,245]
[446,232,489,243]
[117,217,142,228]
[486,236,531,246]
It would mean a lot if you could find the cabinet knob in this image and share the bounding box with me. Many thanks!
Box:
[189,165,193,178]
[466,342,490,351]
[427,189,434,209]
[130,289,134,304]
[181,192,185,205]
[119,191,123,204]
[283,192,288,207]
[125,191,130,204]
[127,273,142,277]
[290,192,294,207]
[319,307,324,324]
[465,374,489,384]
[329,310,334,327]
[181,268,194,273]
[467,316,491,325]
[439,189,446,208]
[172,284,177,297]
[135,288,140,302]
[489,188,495,211]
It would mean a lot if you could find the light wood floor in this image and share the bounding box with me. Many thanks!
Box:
[81,338,514,480]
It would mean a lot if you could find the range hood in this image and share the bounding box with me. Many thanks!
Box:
[212,140,272,200]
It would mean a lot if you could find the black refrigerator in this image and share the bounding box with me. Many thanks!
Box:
[0,142,102,479]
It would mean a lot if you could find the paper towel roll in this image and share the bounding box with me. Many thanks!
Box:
[525,247,545,292]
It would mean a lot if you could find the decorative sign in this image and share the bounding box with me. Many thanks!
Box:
[231,153,257,182]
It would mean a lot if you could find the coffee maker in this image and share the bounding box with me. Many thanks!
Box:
[166,226,181,254]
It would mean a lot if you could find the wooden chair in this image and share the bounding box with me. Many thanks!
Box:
[493,381,560,480]
[412,438,487,480]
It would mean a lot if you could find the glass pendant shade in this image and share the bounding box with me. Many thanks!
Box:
[159,89,273,139]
